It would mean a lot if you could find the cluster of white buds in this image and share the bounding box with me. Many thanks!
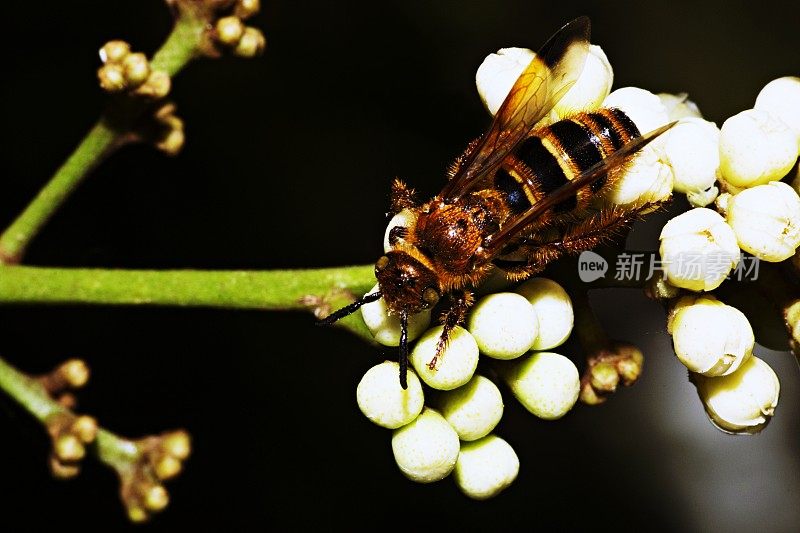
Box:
[667,295,780,432]
[356,273,576,499]
[212,0,266,58]
[97,41,171,99]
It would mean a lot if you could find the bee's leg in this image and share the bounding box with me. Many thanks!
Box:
[389,178,418,214]
[429,289,474,370]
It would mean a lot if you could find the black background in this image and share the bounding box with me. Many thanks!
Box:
[1,1,799,531]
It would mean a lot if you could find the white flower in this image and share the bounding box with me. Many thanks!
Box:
[754,76,800,138]
[438,375,503,441]
[693,356,780,433]
[603,87,670,135]
[391,408,460,483]
[658,92,703,121]
[658,208,739,291]
[498,351,580,420]
[466,293,539,359]
[602,144,674,208]
[410,326,479,390]
[356,361,425,429]
[667,295,753,376]
[552,45,614,117]
[475,44,613,118]
[719,109,799,190]
[722,181,800,262]
[661,117,720,207]
[475,47,535,117]
[514,277,573,350]
[454,435,519,500]
[360,283,431,346]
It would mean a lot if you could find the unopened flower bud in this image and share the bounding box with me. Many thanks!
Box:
[552,45,613,116]
[135,71,171,99]
[216,16,245,47]
[49,455,80,479]
[499,351,580,420]
[162,430,191,460]
[615,344,644,385]
[391,408,459,483]
[99,40,131,64]
[361,284,431,346]
[467,293,538,359]
[410,326,479,390]
[693,356,780,433]
[383,209,417,253]
[668,295,753,376]
[454,435,519,500]
[603,87,670,135]
[476,47,534,117]
[60,359,90,388]
[515,277,573,350]
[658,93,703,121]
[143,485,169,512]
[234,27,266,58]
[127,506,149,523]
[72,415,98,443]
[754,76,800,137]
[719,109,799,189]
[236,0,261,19]
[603,144,673,208]
[658,208,739,291]
[662,118,720,207]
[357,361,424,428]
[54,433,85,462]
[155,455,182,480]
[590,361,619,392]
[723,181,800,262]
[98,64,127,92]
[438,375,503,441]
[122,53,151,87]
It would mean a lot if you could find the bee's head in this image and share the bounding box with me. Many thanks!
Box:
[374,250,440,315]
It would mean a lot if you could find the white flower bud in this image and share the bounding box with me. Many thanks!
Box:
[361,284,431,346]
[454,435,519,500]
[658,208,739,291]
[603,87,670,135]
[603,145,673,208]
[357,361,425,429]
[383,209,418,253]
[693,356,780,433]
[719,109,799,189]
[754,76,800,137]
[438,375,503,441]
[499,351,579,420]
[723,181,800,262]
[391,408,460,483]
[514,278,573,350]
[668,296,753,376]
[410,326,479,390]
[467,293,538,359]
[662,118,720,206]
[552,45,613,116]
[658,93,703,121]
[476,47,535,117]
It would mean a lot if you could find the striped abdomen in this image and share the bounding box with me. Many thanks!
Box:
[493,108,640,215]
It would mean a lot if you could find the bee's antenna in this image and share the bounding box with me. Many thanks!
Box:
[316,291,382,326]
[399,311,409,390]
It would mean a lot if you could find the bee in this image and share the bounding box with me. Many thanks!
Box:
[319,16,675,388]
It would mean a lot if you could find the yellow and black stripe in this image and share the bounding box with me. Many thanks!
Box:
[493,108,640,215]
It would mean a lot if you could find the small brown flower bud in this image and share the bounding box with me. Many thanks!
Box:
[123,53,151,87]
[49,455,81,479]
[100,40,131,64]
[234,27,266,58]
[98,64,127,92]
[216,16,245,46]
[236,0,261,19]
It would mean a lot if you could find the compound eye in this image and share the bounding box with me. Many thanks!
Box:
[375,255,390,272]
[422,287,440,307]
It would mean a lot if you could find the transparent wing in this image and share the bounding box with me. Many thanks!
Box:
[440,16,591,200]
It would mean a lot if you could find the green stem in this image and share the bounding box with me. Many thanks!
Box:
[0,264,378,343]
[0,9,206,265]
[0,356,66,422]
